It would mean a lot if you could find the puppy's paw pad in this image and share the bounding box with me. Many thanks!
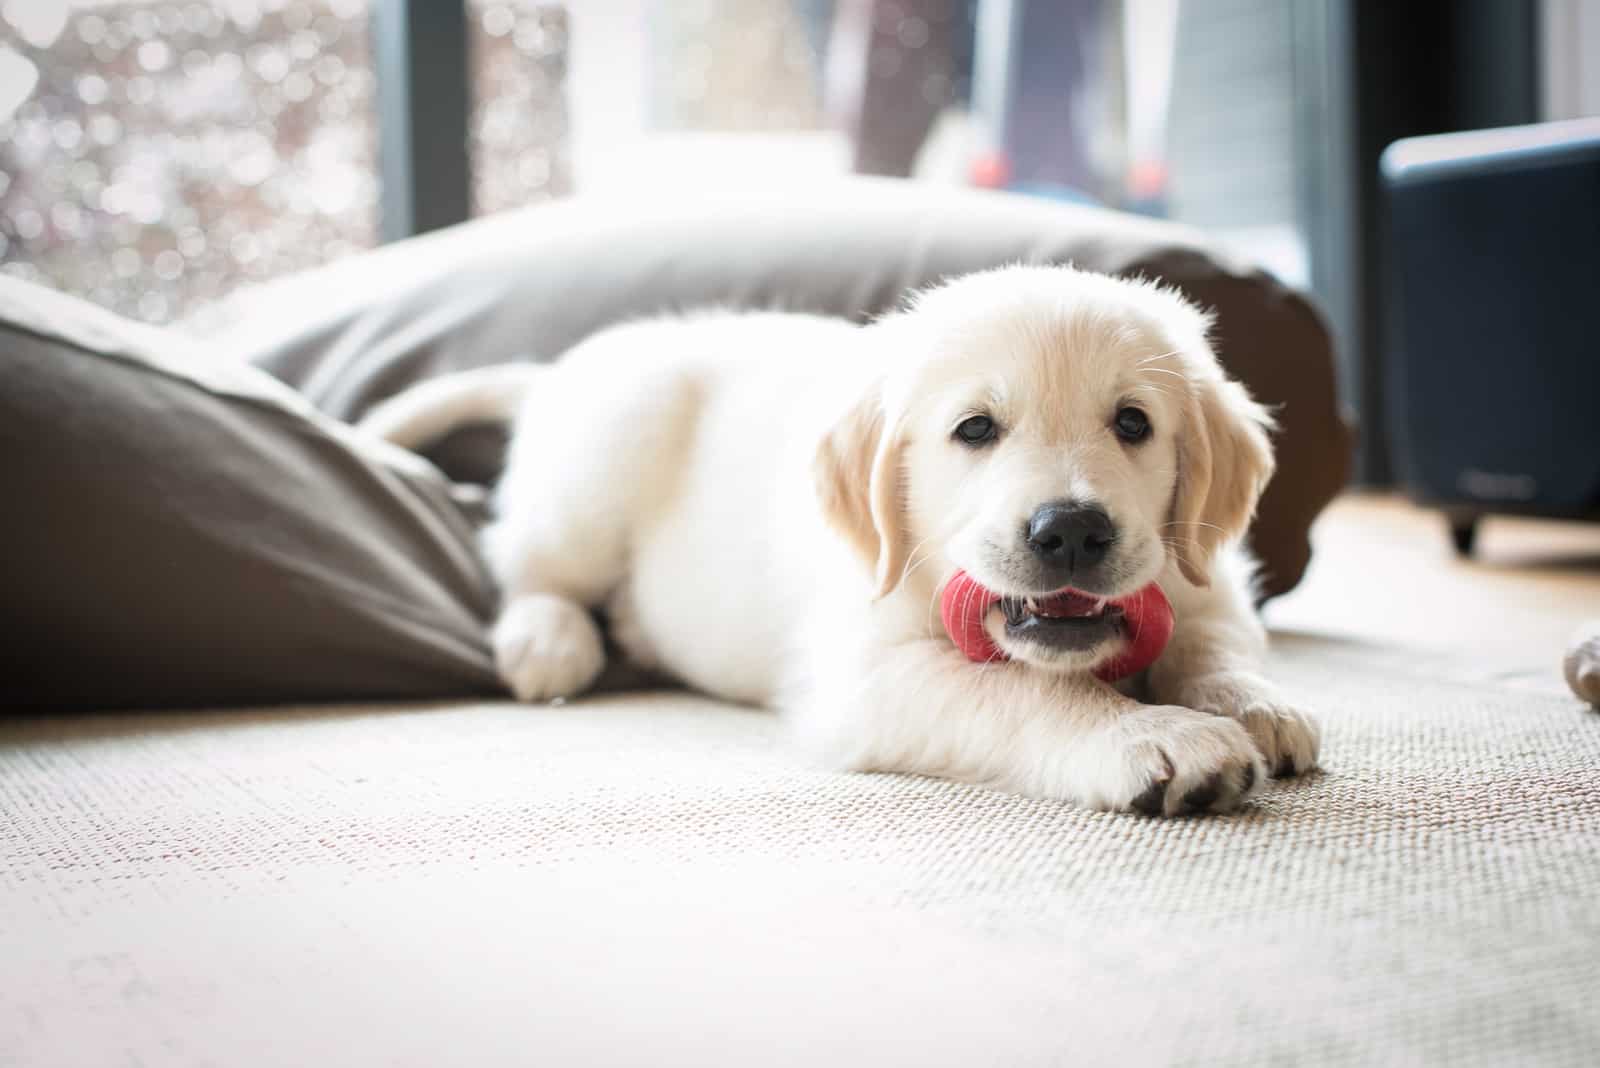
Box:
[1240,760,1257,793]
[1129,776,1170,817]
[1178,772,1224,814]
[492,595,605,703]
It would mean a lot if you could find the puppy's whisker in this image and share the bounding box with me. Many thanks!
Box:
[1152,576,1174,614]
[901,553,942,596]
[896,533,937,586]
[1159,537,1204,576]
[1135,349,1181,366]
[1159,521,1229,534]
[959,579,978,636]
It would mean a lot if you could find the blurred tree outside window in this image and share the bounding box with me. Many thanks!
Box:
[468,0,571,217]
[0,0,569,325]
[0,0,382,324]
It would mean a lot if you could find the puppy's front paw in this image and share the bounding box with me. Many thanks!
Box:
[492,594,605,702]
[1180,673,1320,778]
[1085,707,1267,817]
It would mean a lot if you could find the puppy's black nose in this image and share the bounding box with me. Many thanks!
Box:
[1026,502,1115,573]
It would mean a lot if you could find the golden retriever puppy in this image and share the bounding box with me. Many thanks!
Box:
[363,265,1320,815]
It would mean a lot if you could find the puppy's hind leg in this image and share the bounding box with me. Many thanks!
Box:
[489,591,607,703]
[481,451,621,703]
[481,350,699,703]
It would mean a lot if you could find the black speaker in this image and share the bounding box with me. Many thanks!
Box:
[1382,120,1600,555]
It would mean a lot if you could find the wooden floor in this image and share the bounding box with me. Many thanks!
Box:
[1266,493,1600,677]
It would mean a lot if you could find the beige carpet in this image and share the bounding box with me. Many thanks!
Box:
[3,635,1599,1067]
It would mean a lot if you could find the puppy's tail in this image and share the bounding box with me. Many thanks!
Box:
[358,363,544,450]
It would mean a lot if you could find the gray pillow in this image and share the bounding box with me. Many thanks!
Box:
[2,277,499,710]
[207,181,1352,598]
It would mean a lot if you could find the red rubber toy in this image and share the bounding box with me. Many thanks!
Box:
[939,570,1174,682]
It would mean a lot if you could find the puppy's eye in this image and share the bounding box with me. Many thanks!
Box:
[953,414,998,446]
[1113,406,1151,443]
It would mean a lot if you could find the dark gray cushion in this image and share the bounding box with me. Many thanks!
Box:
[3,278,499,710]
[208,180,1353,597]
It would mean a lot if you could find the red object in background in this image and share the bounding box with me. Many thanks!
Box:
[939,570,1175,682]
[970,151,1012,189]
[1126,158,1169,200]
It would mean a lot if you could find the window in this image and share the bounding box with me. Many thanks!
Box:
[0,1,381,323]
[558,0,1308,281]
[3,0,1318,325]
[468,0,570,215]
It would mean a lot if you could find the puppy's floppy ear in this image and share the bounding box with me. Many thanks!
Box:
[813,384,910,598]
[1169,372,1276,587]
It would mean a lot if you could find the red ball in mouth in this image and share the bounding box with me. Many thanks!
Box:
[939,570,1174,682]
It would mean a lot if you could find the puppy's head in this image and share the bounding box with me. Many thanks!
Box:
[814,265,1275,673]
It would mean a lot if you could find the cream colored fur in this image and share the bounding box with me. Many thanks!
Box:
[362,266,1319,815]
